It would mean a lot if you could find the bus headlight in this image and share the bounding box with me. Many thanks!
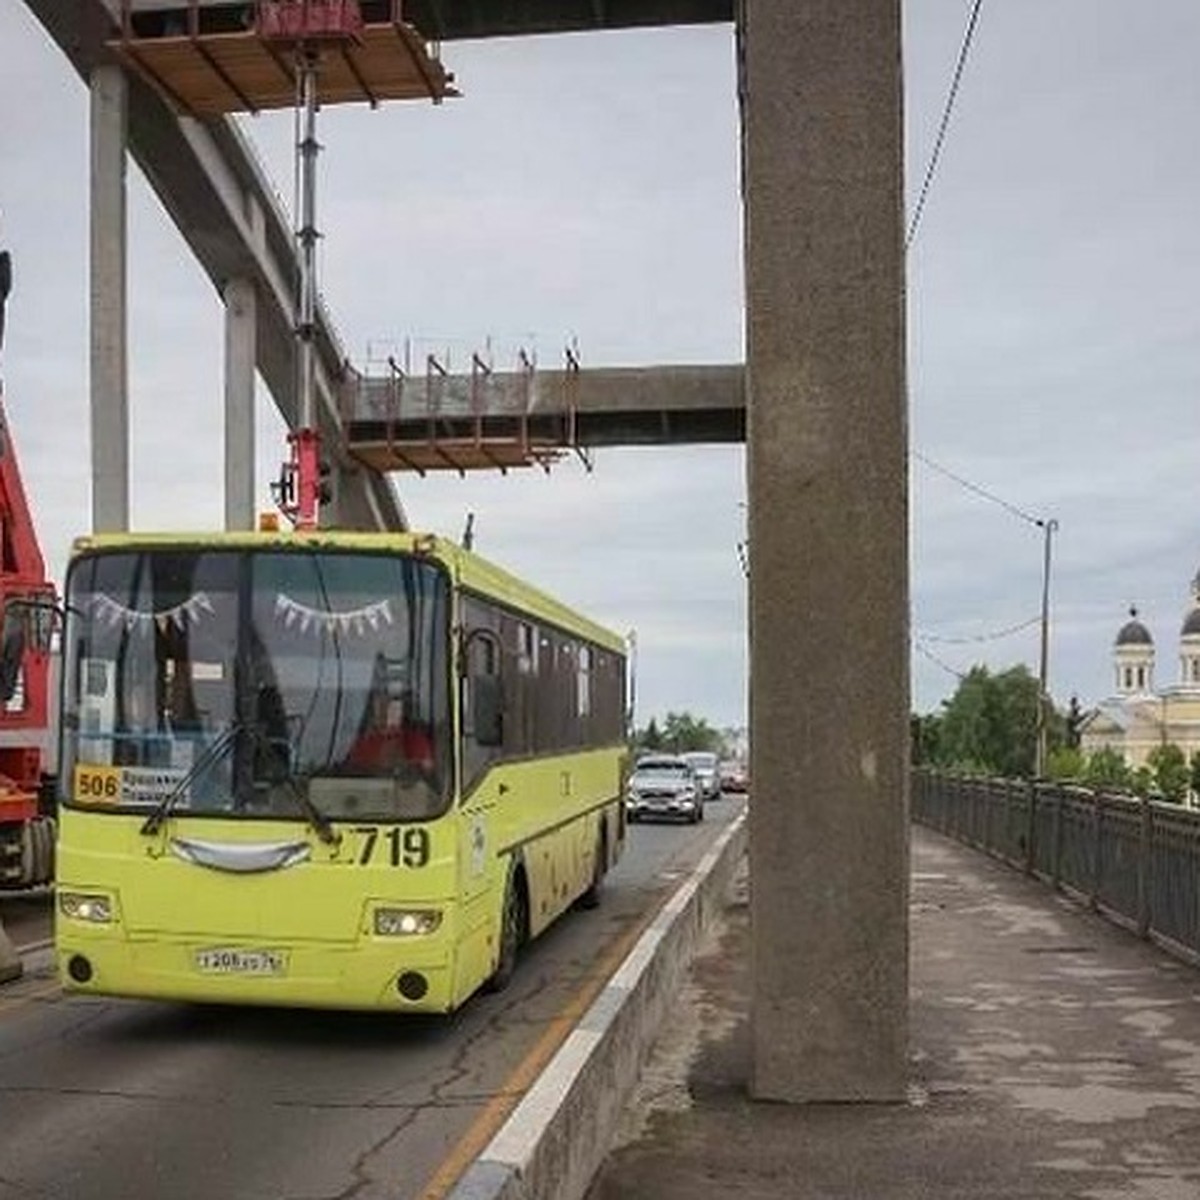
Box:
[373,908,442,937]
[59,892,114,924]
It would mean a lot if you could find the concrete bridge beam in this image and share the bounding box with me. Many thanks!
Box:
[223,275,257,531]
[90,63,130,534]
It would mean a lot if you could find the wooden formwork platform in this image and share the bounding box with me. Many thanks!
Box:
[108,21,455,116]
[353,438,567,476]
[342,353,585,475]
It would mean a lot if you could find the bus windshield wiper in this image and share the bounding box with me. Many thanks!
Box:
[140,724,239,837]
[140,721,340,846]
[280,766,340,846]
[243,720,339,846]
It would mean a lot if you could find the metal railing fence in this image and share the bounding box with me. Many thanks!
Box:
[913,770,1200,963]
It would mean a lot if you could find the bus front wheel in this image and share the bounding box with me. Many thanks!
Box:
[487,871,527,993]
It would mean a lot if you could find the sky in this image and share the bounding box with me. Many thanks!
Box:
[1,1,1200,728]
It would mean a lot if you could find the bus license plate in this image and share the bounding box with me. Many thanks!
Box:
[195,948,286,976]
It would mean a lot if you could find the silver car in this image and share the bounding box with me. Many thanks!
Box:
[626,755,703,823]
[681,751,721,801]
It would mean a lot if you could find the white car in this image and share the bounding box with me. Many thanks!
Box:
[681,751,721,801]
[626,755,703,823]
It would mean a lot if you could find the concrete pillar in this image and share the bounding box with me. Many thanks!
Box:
[0,919,21,984]
[743,0,909,1102]
[223,277,257,530]
[89,65,130,533]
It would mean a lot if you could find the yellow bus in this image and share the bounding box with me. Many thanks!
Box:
[53,531,628,1011]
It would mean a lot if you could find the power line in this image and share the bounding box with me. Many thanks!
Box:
[913,638,967,681]
[906,0,986,251]
[911,449,1044,528]
[907,6,1043,541]
[918,614,1040,645]
[751,0,1028,621]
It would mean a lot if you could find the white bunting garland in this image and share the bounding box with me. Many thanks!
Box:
[91,592,215,633]
[274,593,392,638]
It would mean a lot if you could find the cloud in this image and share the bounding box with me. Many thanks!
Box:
[7,3,1200,735]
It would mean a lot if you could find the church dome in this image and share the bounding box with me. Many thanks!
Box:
[1116,608,1153,647]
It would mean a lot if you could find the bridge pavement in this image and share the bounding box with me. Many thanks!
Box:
[590,822,1200,1199]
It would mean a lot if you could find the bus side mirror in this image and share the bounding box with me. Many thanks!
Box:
[473,674,504,748]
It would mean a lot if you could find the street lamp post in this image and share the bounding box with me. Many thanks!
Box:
[1035,517,1059,777]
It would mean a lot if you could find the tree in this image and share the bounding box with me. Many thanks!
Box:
[1131,765,1154,797]
[1147,743,1189,803]
[1047,745,1084,781]
[660,711,722,754]
[932,664,1059,779]
[633,712,723,755]
[1082,746,1131,792]
[910,713,941,766]
[640,717,663,751]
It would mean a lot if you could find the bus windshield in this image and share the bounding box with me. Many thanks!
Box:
[60,548,451,822]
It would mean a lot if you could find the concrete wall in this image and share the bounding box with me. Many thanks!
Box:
[449,815,747,1200]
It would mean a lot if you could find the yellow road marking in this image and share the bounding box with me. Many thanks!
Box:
[416,896,668,1200]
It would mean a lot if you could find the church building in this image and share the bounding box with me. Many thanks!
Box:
[1079,573,1200,768]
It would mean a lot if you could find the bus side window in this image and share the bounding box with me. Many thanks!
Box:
[462,606,506,790]
[79,658,116,765]
[473,674,503,747]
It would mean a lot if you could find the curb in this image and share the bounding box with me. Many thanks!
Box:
[0,919,21,984]
[0,935,55,987]
[448,811,748,1200]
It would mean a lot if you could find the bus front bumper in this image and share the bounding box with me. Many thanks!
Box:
[57,932,458,1013]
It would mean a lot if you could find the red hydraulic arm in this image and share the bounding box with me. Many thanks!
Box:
[0,382,55,826]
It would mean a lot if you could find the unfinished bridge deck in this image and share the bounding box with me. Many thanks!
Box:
[344,363,745,472]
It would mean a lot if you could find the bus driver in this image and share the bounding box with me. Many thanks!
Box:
[345,685,435,778]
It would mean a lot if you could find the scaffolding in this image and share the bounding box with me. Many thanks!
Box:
[343,344,592,477]
[109,4,584,497]
[107,0,457,526]
[108,0,455,116]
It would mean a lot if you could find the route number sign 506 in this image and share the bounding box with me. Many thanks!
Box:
[74,766,122,803]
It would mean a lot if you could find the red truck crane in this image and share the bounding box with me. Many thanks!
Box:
[0,246,55,891]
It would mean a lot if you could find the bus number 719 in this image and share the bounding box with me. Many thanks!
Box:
[355,826,431,868]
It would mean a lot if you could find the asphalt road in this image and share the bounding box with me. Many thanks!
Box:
[0,889,52,951]
[0,798,744,1200]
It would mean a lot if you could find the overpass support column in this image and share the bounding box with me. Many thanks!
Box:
[743,0,909,1101]
[89,64,130,533]
[223,277,257,530]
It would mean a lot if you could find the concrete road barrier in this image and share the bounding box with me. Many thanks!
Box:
[448,811,747,1200]
[0,917,22,984]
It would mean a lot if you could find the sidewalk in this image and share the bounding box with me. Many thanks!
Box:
[588,824,1200,1199]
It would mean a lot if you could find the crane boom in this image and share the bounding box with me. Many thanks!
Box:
[0,238,55,889]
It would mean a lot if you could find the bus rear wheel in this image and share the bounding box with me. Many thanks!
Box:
[486,871,527,993]
[577,828,607,910]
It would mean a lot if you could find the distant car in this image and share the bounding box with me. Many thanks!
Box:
[626,755,704,824]
[681,751,721,801]
[719,760,749,793]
